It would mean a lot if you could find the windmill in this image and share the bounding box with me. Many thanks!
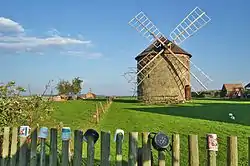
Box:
[123,7,213,103]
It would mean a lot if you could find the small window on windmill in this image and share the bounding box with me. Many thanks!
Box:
[148,74,150,78]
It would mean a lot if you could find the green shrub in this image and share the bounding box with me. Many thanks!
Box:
[0,81,54,127]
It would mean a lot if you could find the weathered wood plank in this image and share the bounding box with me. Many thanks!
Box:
[1,127,10,166]
[87,136,95,166]
[128,132,138,166]
[101,131,111,166]
[62,140,70,166]
[116,133,123,166]
[30,128,38,166]
[188,134,199,166]
[49,128,58,166]
[227,136,238,166]
[141,132,151,166]
[10,127,18,166]
[73,130,83,166]
[172,134,180,166]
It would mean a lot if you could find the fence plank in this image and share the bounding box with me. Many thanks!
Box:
[208,151,217,166]
[248,137,250,166]
[188,135,199,166]
[128,132,138,166]
[30,128,38,166]
[40,138,46,166]
[142,132,151,166]
[87,135,95,166]
[49,128,57,166]
[227,136,238,166]
[62,140,70,166]
[1,127,10,166]
[116,133,123,166]
[172,134,180,166]
[73,130,83,166]
[158,151,165,166]
[10,127,18,166]
[19,135,28,166]
[101,131,111,166]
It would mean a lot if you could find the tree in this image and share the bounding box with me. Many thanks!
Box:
[71,77,83,95]
[56,80,72,95]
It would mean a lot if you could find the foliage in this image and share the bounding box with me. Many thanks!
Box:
[56,77,83,95]
[56,80,72,95]
[71,77,83,95]
[0,81,54,127]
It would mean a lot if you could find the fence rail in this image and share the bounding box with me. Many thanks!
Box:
[0,127,244,166]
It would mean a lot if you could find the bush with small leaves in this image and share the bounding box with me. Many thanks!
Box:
[0,81,55,128]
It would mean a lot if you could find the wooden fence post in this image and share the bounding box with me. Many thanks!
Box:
[62,140,70,166]
[19,130,28,166]
[1,127,10,166]
[101,131,111,165]
[96,104,100,124]
[227,136,238,166]
[172,134,180,166]
[158,151,165,166]
[10,127,18,166]
[188,134,199,166]
[142,132,151,166]
[73,130,83,166]
[30,128,38,166]
[40,137,46,166]
[50,128,58,166]
[128,132,138,166]
[87,135,95,166]
[116,133,123,166]
[248,137,250,166]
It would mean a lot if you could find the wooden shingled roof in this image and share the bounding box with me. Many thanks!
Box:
[222,83,244,91]
[135,36,192,60]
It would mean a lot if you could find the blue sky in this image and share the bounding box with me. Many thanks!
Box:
[0,0,249,96]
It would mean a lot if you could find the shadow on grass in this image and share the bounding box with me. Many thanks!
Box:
[194,97,250,102]
[125,101,250,126]
[114,99,140,104]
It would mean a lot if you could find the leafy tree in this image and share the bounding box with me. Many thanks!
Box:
[0,81,54,127]
[71,77,83,95]
[56,80,72,95]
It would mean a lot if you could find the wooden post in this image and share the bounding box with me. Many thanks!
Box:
[1,127,10,166]
[10,127,18,166]
[101,131,111,165]
[172,134,180,166]
[62,140,70,166]
[208,151,217,166]
[227,136,238,166]
[49,128,58,166]
[142,132,151,166]
[40,138,46,166]
[30,128,38,166]
[248,137,250,166]
[99,102,105,113]
[19,134,28,166]
[116,133,123,166]
[188,134,199,166]
[128,132,138,166]
[73,130,83,166]
[87,136,95,166]
[158,151,165,166]
[96,104,99,124]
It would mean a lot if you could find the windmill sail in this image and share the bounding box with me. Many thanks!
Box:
[170,7,211,45]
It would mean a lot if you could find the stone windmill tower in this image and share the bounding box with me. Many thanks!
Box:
[124,7,213,104]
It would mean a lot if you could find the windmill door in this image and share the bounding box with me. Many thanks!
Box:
[185,85,191,100]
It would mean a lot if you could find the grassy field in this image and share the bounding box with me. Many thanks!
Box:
[48,98,250,165]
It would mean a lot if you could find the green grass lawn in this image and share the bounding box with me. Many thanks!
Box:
[45,98,250,165]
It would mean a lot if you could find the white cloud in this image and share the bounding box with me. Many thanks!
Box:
[0,17,101,58]
[0,17,24,33]
[60,50,103,59]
